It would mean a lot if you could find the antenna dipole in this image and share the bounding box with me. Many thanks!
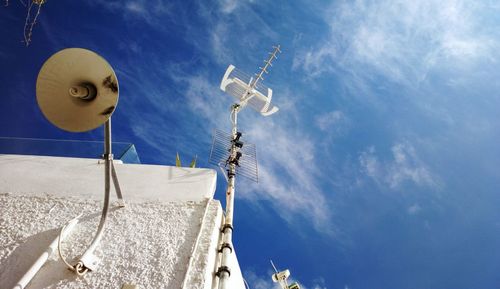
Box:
[250,45,281,90]
[270,259,279,273]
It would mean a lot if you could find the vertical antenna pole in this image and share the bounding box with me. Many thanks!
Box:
[217,105,240,289]
[72,118,124,274]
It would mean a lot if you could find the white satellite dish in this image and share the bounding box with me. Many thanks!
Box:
[36,48,124,276]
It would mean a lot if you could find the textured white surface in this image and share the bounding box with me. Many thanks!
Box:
[0,193,222,289]
[0,155,246,289]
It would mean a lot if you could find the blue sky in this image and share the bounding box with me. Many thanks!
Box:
[2,1,500,288]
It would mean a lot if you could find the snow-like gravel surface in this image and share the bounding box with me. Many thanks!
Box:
[0,193,221,289]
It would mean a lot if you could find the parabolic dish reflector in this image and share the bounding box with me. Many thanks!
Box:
[36,48,119,132]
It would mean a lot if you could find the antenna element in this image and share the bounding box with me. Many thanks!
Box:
[220,45,281,116]
[270,260,301,289]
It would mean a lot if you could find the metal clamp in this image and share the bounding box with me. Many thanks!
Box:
[218,242,233,254]
[221,223,233,233]
[216,265,231,277]
[102,153,114,160]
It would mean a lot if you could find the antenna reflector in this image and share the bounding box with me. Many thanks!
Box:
[220,65,279,116]
[36,48,119,132]
[209,129,258,182]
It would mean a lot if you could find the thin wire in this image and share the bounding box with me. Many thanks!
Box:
[22,0,34,45]
[27,1,42,46]
[243,278,251,289]
[218,163,229,182]
[58,214,84,273]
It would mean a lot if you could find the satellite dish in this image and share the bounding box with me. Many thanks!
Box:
[35,48,124,276]
[36,48,119,132]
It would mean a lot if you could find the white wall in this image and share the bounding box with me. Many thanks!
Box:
[0,154,217,202]
[0,155,246,289]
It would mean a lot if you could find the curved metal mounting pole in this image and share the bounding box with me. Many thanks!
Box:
[70,118,125,275]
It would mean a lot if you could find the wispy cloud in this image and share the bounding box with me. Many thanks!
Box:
[359,142,438,189]
[294,0,499,84]
[315,110,347,132]
[219,0,239,14]
[89,0,172,24]
[195,0,279,65]
[242,120,332,233]
[407,203,421,215]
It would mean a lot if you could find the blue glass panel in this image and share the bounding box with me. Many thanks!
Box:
[0,137,141,164]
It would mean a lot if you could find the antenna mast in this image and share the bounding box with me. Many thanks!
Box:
[213,45,281,289]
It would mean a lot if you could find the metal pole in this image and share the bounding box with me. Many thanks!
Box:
[217,105,239,289]
[74,119,113,274]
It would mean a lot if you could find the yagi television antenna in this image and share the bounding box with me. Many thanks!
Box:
[36,48,124,276]
[212,45,281,289]
[220,45,281,116]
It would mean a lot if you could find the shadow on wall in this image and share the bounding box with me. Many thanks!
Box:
[0,206,124,289]
[0,228,78,289]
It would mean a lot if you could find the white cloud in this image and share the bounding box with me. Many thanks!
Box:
[407,203,421,215]
[294,0,499,84]
[387,143,436,188]
[358,146,381,180]
[89,0,172,24]
[242,117,333,234]
[210,23,233,65]
[292,43,337,78]
[219,0,239,14]
[359,142,438,189]
[315,110,346,132]
[195,1,279,64]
